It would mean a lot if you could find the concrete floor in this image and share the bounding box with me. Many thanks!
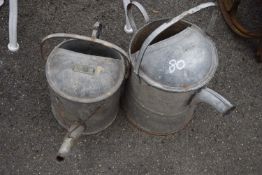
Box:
[0,0,261,174]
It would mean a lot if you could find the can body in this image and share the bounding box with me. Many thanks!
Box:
[124,73,196,135]
[124,5,234,135]
[124,19,199,135]
[46,38,126,135]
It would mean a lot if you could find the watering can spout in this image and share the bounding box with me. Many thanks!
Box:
[56,123,85,162]
[192,87,235,115]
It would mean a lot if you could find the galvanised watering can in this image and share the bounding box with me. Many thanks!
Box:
[41,22,129,160]
[123,2,235,135]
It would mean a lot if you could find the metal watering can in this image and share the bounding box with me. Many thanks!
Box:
[123,2,235,135]
[41,23,129,161]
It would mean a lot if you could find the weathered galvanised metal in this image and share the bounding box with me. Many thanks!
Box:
[41,23,128,161]
[124,2,235,135]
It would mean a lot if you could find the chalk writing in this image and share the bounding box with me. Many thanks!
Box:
[168,59,185,73]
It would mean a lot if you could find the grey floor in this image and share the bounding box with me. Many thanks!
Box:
[0,0,261,175]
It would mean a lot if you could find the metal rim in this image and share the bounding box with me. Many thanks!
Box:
[46,40,126,103]
[129,19,218,92]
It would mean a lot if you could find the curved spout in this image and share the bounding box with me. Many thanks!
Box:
[56,123,85,162]
[191,87,235,115]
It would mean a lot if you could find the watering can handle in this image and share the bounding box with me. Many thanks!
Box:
[40,22,130,78]
[40,24,128,61]
[134,2,216,75]
[125,1,150,34]
[40,22,103,60]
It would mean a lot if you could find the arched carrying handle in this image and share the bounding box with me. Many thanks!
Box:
[40,23,130,78]
[126,1,150,34]
[40,33,128,62]
[133,2,216,75]
[41,22,103,61]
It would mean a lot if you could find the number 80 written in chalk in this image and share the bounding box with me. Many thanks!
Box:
[168,59,186,73]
